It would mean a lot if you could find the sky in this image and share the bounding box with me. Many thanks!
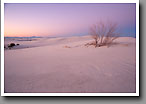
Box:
[4,3,136,37]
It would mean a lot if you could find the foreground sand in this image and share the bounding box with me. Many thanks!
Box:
[4,36,136,93]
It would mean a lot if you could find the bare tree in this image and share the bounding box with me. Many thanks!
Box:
[86,21,120,48]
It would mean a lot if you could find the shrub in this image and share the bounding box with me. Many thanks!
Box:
[88,21,120,48]
[8,43,15,47]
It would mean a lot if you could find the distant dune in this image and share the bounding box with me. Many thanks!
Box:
[4,36,136,93]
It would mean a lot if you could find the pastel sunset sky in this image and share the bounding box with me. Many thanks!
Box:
[4,3,136,37]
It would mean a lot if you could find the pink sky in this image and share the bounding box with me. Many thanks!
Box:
[4,3,136,37]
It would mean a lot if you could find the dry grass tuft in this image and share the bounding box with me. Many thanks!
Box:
[63,46,71,48]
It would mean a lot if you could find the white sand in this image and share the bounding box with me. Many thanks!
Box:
[4,36,136,93]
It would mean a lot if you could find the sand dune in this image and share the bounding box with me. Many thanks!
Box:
[4,36,136,93]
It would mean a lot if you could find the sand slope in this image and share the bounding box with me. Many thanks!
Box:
[4,36,136,93]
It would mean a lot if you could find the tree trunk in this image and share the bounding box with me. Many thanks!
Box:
[95,40,97,47]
